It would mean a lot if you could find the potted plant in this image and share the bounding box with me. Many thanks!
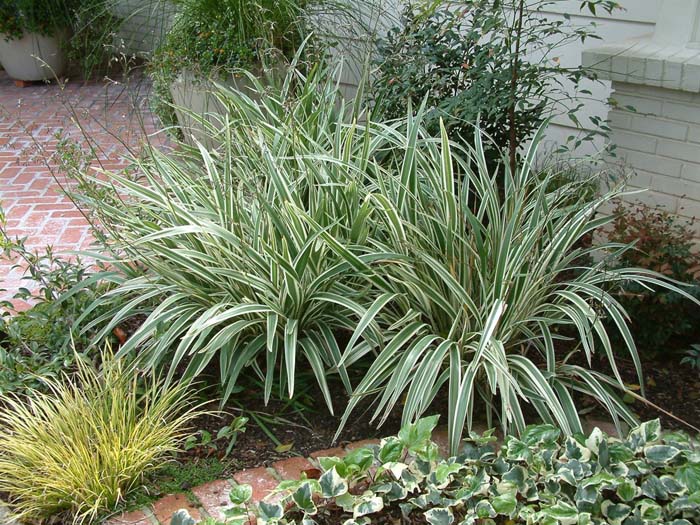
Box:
[0,0,75,83]
[150,0,317,144]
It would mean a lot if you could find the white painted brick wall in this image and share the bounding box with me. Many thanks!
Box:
[607,82,700,229]
[111,0,176,57]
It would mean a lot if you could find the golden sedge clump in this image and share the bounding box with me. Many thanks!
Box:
[0,350,201,524]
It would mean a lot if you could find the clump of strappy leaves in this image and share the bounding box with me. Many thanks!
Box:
[173,416,700,525]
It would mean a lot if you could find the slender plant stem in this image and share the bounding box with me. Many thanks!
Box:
[509,0,525,174]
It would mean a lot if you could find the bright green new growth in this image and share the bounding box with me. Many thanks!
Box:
[0,349,201,523]
[78,63,698,452]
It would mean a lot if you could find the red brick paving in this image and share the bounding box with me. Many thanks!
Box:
[271,456,314,481]
[105,439,384,525]
[105,509,154,525]
[232,467,280,503]
[152,494,201,525]
[191,480,234,521]
[0,71,164,310]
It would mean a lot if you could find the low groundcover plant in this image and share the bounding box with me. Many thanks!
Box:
[173,416,700,525]
[0,349,202,523]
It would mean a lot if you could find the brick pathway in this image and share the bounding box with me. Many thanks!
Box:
[0,71,163,310]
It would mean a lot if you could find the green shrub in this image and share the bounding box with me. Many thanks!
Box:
[607,202,700,352]
[372,0,618,167]
[175,416,700,525]
[0,206,112,396]
[149,0,319,128]
[326,119,697,454]
[0,350,202,524]
[0,0,76,40]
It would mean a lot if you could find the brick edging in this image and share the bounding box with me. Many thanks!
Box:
[104,439,388,525]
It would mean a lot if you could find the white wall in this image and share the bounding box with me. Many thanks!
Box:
[535,1,660,157]
[111,0,176,57]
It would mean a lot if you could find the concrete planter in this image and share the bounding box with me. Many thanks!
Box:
[0,31,66,81]
[169,65,287,148]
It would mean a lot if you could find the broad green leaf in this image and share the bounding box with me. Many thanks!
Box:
[616,479,639,502]
[676,463,700,492]
[229,484,253,505]
[425,507,454,525]
[601,501,631,525]
[319,467,348,498]
[292,483,317,515]
[258,501,284,521]
[353,496,383,518]
[644,444,680,464]
[521,424,561,446]
[491,493,517,516]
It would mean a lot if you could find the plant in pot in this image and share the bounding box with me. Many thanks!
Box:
[0,0,75,83]
[150,0,318,144]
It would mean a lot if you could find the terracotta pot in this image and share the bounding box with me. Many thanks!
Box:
[0,31,66,81]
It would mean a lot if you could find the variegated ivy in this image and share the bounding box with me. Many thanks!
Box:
[172,417,700,525]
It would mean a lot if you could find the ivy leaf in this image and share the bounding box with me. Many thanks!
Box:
[319,467,349,498]
[258,501,284,522]
[616,479,639,502]
[539,501,579,525]
[379,437,403,463]
[628,419,661,450]
[343,447,375,474]
[491,493,517,516]
[505,438,531,461]
[425,507,454,525]
[521,424,561,446]
[318,456,346,477]
[676,463,700,493]
[229,484,252,505]
[353,496,384,518]
[644,444,680,464]
[636,498,662,521]
[292,483,317,515]
[601,501,631,525]
[398,415,440,452]
[474,500,495,519]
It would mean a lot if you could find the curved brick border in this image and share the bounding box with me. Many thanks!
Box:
[104,438,384,525]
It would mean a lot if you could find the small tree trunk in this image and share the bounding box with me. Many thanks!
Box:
[509,0,526,174]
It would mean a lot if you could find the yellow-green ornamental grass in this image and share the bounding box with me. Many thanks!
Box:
[0,350,202,524]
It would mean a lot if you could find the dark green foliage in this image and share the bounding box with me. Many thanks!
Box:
[372,0,619,166]
[65,0,125,79]
[607,202,700,353]
[0,0,76,40]
[681,344,700,370]
[0,208,109,396]
[149,0,317,127]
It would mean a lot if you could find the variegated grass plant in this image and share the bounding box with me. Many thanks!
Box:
[77,64,381,412]
[328,116,699,454]
[75,63,697,454]
[0,350,201,523]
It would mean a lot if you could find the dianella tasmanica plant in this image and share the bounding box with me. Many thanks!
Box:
[75,62,698,453]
